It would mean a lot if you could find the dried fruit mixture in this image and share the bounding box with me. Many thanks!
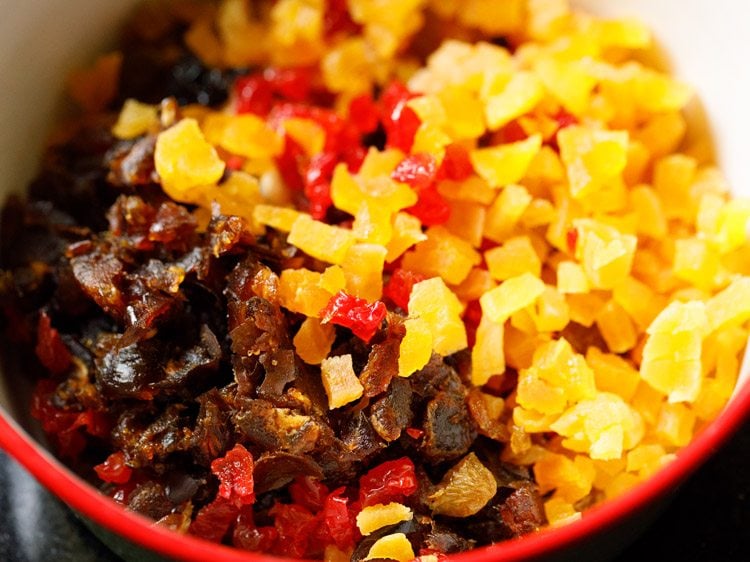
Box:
[2,0,750,560]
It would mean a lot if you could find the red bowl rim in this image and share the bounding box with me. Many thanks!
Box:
[1,378,749,562]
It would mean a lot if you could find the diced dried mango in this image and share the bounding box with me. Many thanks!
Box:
[654,402,696,447]
[629,185,668,239]
[342,244,387,302]
[471,315,505,386]
[364,533,414,562]
[530,286,570,333]
[574,219,637,289]
[444,199,486,248]
[596,300,638,353]
[485,72,544,130]
[544,497,581,527]
[408,277,467,356]
[653,154,698,221]
[398,317,433,378]
[253,204,304,232]
[294,317,336,364]
[470,134,542,188]
[641,301,707,403]
[279,268,338,317]
[550,393,645,460]
[154,118,226,201]
[485,236,542,281]
[385,212,428,262]
[401,226,481,285]
[480,273,546,324]
[557,261,589,294]
[705,276,750,334]
[586,347,640,402]
[320,354,364,409]
[203,113,282,159]
[112,99,159,139]
[483,184,533,243]
[287,215,357,265]
[612,276,666,331]
[534,452,596,503]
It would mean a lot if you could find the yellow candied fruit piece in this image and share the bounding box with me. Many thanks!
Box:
[398,318,433,378]
[485,72,544,131]
[253,204,304,232]
[287,215,357,265]
[412,121,452,158]
[558,125,629,200]
[452,267,496,302]
[356,503,413,536]
[604,472,641,500]
[408,277,467,356]
[480,273,546,324]
[550,393,645,460]
[625,444,667,475]
[471,315,505,386]
[269,0,325,65]
[331,162,417,216]
[470,134,543,188]
[444,199,486,248]
[521,198,557,228]
[652,154,698,221]
[574,219,637,290]
[512,405,558,433]
[585,347,640,403]
[112,99,159,140]
[544,497,581,527]
[693,378,734,422]
[320,354,364,409]
[322,37,374,95]
[517,369,567,416]
[632,68,693,114]
[353,200,394,246]
[654,402,696,447]
[323,544,352,562]
[386,212,428,262]
[520,338,596,410]
[294,317,336,365]
[712,198,750,254]
[203,113,283,160]
[278,268,339,317]
[364,533,414,562]
[438,87,486,140]
[483,184,533,243]
[208,172,264,233]
[596,300,638,353]
[535,59,597,117]
[566,292,607,328]
[282,117,326,157]
[155,118,226,201]
[217,0,267,67]
[485,236,542,281]
[342,244,387,302]
[673,238,721,291]
[641,301,707,403]
[530,286,570,333]
[359,148,406,179]
[612,276,666,332]
[557,261,589,294]
[629,185,668,239]
[534,453,596,504]
[594,18,651,49]
[426,453,498,517]
[401,226,481,286]
[635,111,687,159]
[705,277,750,334]
[439,176,497,206]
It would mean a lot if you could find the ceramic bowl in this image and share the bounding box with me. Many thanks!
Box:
[1,1,749,561]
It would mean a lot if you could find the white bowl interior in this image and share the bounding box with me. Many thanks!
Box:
[0,2,748,417]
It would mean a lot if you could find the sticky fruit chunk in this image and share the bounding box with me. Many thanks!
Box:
[408,277,467,356]
[426,452,497,517]
[364,533,414,562]
[155,118,226,201]
[320,354,364,409]
[356,503,413,536]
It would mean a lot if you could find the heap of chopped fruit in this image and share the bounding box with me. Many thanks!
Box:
[4,0,750,560]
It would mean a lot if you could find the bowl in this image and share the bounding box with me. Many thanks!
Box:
[1,1,749,561]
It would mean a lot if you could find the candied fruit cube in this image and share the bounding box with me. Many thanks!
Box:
[612,276,666,331]
[342,244,387,302]
[596,300,638,353]
[112,99,159,140]
[401,226,481,285]
[485,71,544,130]
[629,185,668,239]
[398,318,433,378]
[530,286,570,333]
[385,212,428,262]
[253,204,304,232]
[485,236,542,281]
[480,273,546,323]
[705,276,750,334]
[654,402,696,447]
[279,268,340,318]
[517,369,567,415]
[544,497,581,527]
[534,453,595,503]
[574,219,637,290]
[641,300,707,403]
[483,184,533,243]
[155,118,226,201]
[203,113,282,159]
[356,503,413,536]
[550,393,645,460]
[586,347,640,402]
[471,315,505,386]
[364,533,414,562]
[653,154,697,220]
[470,134,542,188]
[535,59,597,116]
[444,199,486,248]
[673,238,721,291]
[287,215,357,265]
[558,126,629,200]
[294,317,336,365]
[557,261,589,294]
[408,277,467,356]
[320,354,364,409]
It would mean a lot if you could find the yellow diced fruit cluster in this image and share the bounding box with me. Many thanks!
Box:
[408,278,467,356]
[294,318,336,365]
[356,503,413,536]
[398,318,433,378]
[402,226,480,285]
